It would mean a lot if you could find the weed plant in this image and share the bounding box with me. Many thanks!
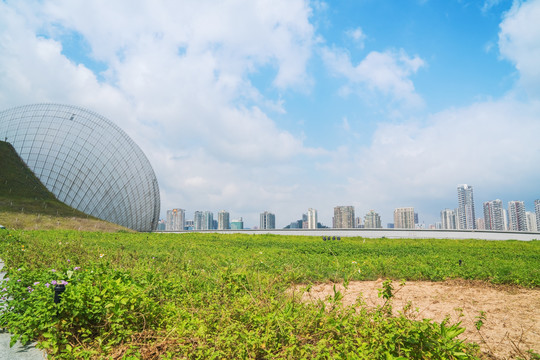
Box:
[1,230,538,358]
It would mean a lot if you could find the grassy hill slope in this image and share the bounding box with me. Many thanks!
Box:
[0,141,127,231]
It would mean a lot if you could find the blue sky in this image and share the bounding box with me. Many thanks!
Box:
[1,0,539,228]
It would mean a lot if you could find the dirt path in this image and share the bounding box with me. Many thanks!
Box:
[295,280,539,359]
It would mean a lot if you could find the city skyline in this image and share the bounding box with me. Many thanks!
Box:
[161,187,539,231]
[1,1,539,228]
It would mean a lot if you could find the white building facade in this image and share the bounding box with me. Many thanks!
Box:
[526,211,537,232]
[166,208,185,231]
[508,201,527,231]
[364,210,382,229]
[394,207,415,229]
[440,209,456,230]
[333,206,355,228]
[535,199,540,231]
[260,211,276,229]
[457,184,476,230]
[218,210,230,230]
[483,200,504,231]
[307,208,318,229]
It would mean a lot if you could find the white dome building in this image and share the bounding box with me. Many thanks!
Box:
[0,103,160,231]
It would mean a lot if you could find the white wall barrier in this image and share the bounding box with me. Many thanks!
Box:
[159,228,539,241]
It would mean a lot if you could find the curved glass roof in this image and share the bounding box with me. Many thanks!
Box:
[0,103,160,231]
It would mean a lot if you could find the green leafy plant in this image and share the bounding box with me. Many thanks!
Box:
[474,311,486,331]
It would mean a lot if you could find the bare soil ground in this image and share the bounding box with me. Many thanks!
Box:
[293,280,539,359]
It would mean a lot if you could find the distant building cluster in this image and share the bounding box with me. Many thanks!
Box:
[159,186,539,232]
[161,209,274,231]
[439,185,538,232]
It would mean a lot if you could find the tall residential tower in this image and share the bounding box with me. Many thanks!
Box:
[307,208,318,229]
[260,211,276,229]
[394,207,415,229]
[526,212,537,232]
[535,200,540,231]
[508,201,527,231]
[457,184,476,229]
[483,200,504,231]
[440,209,456,230]
[333,206,355,228]
[218,210,230,230]
[364,210,382,229]
[166,208,185,231]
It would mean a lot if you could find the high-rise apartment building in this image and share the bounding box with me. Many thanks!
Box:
[307,208,318,229]
[218,210,230,230]
[483,200,504,231]
[394,207,415,229]
[476,218,485,230]
[166,208,185,231]
[302,213,308,228]
[457,184,476,229]
[525,211,537,232]
[192,211,214,230]
[194,211,204,230]
[203,211,214,230]
[440,209,456,230]
[535,200,540,231]
[333,206,355,228]
[231,218,244,230]
[260,211,276,229]
[364,210,382,229]
[508,201,527,231]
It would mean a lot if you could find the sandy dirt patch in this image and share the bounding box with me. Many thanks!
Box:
[293,280,539,359]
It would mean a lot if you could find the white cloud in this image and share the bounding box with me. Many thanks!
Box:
[0,0,313,159]
[316,1,540,225]
[2,0,539,228]
[38,0,314,90]
[346,27,366,48]
[335,98,540,224]
[0,0,321,226]
[342,117,350,131]
[482,0,504,13]
[499,0,540,96]
[321,47,425,110]
[155,147,317,226]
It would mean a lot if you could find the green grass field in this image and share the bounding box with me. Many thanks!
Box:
[1,230,538,359]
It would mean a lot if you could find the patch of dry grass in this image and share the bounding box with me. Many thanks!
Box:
[0,210,128,232]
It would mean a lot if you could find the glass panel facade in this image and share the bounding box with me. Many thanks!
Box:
[0,103,160,231]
